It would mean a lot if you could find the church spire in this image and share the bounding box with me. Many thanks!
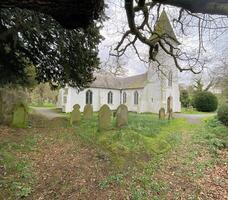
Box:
[151,10,180,45]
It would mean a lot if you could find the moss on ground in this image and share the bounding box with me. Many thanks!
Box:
[1,111,227,199]
[75,112,192,168]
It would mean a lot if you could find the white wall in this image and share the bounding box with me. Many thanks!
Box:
[63,87,121,112]
[147,42,181,113]
[122,89,143,113]
[57,42,181,114]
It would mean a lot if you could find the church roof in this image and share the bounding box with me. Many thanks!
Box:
[90,72,148,90]
[150,10,180,44]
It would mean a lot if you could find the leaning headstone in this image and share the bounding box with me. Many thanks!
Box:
[83,104,93,119]
[159,108,165,119]
[98,104,112,131]
[116,104,128,128]
[12,103,28,128]
[70,104,81,125]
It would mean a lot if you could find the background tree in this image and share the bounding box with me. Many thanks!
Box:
[180,89,190,107]
[0,8,102,89]
[29,83,58,106]
[0,0,105,29]
[216,59,228,103]
[0,1,227,88]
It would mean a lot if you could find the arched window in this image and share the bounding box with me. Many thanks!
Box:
[86,90,93,104]
[168,71,173,87]
[123,92,127,104]
[134,91,139,105]
[107,91,113,104]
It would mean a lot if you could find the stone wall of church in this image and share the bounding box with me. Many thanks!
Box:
[121,89,143,113]
[147,41,181,113]
[61,87,121,112]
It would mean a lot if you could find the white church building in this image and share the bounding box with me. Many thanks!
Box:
[57,11,181,114]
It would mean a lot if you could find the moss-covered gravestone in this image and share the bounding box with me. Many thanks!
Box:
[70,104,81,125]
[116,104,128,128]
[159,108,165,119]
[12,103,28,128]
[83,104,93,119]
[98,104,112,131]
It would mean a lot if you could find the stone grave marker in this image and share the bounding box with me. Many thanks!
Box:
[12,103,28,128]
[83,104,93,119]
[159,108,165,119]
[70,104,81,125]
[116,104,128,128]
[98,104,112,131]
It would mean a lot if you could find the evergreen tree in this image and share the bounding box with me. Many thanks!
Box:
[0,8,102,89]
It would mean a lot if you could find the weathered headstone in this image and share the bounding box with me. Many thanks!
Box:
[83,104,93,119]
[12,103,28,128]
[98,104,112,131]
[116,104,128,128]
[159,108,165,119]
[70,104,81,125]
[0,88,27,125]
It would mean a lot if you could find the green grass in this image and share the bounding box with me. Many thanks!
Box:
[195,117,228,155]
[29,102,56,108]
[1,111,225,199]
[0,133,39,199]
[181,107,214,114]
[71,112,194,199]
[74,113,190,167]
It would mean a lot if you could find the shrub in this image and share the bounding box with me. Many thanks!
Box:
[193,91,218,112]
[217,104,228,126]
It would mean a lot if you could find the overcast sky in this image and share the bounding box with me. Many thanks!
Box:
[98,0,228,84]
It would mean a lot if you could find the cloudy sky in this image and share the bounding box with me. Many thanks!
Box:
[98,0,228,84]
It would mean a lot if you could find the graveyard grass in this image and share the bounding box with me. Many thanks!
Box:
[0,111,227,199]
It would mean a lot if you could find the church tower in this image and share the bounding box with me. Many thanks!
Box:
[146,10,181,113]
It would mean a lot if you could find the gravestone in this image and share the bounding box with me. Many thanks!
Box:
[98,104,112,131]
[0,88,28,125]
[159,108,165,119]
[116,104,128,128]
[83,104,93,119]
[12,103,28,128]
[70,104,81,125]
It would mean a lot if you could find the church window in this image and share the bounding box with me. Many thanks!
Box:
[168,71,173,87]
[86,90,93,104]
[108,91,113,104]
[123,92,127,104]
[134,91,139,105]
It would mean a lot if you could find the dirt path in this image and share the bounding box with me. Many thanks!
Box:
[31,107,63,120]
[174,113,216,124]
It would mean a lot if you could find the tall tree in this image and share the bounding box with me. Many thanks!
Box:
[0,0,105,29]
[0,8,102,88]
